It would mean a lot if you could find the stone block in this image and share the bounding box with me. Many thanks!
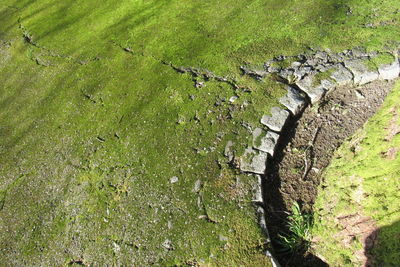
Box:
[252,128,280,156]
[279,86,307,115]
[239,148,268,175]
[261,107,289,132]
[344,59,379,85]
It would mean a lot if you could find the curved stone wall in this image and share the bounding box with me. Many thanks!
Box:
[236,48,399,265]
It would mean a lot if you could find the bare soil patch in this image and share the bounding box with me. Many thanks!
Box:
[335,213,378,266]
[263,79,395,266]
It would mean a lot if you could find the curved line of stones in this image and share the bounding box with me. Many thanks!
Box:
[236,48,400,266]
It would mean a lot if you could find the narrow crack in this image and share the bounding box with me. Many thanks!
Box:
[18,19,102,66]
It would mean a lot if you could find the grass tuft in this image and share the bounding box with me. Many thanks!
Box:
[278,202,312,254]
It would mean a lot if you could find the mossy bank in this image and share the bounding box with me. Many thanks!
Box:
[1,0,399,265]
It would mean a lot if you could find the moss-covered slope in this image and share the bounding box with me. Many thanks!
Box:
[0,0,399,265]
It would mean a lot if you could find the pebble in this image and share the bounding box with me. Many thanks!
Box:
[170,176,179,184]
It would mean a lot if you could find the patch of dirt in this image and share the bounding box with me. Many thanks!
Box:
[263,79,395,266]
[383,147,399,160]
[335,213,378,266]
[384,106,400,142]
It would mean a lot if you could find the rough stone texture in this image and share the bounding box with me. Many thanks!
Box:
[378,56,400,80]
[296,74,327,103]
[279,86,307,115]
[344,59,379,85]
[252,128,280,156]
[330,64,354,85]
[224,140,234,162]
[261,107,289,132]
[252,174,263,203]
[239,148,268,174]
[257,206,268,234]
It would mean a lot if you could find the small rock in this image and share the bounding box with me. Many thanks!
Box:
[192,179,202,193]
[170,176,179,184]
[252,174,263,203]
[224,140,234,161]
[219,235,229,242]
[257,206,268,234]
[195,81,205,88]
[229,96,238,103]
[355,90,365,100]
[162,239,173,250]
[261,107,290,132]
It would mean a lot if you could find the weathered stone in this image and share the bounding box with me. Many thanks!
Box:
[256,206,268,234]
[261,107,289,132]
[330,64,354,85]
[239,148,268,174]
[252,128,280,156]
[279,69,295,80]
[279,86,307,115]
[170,176,179,184]
[252,174,263,203]
[314,51,329,62]
[320,78,336,90]
[240,66,268,80]
[224,140,234,161]
[294,66,312,79]
[378,56,400,80]
[344,59,379,85]
[296,74,327,103]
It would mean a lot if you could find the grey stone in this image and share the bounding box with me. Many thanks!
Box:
[224,140,234,161]
[252,128,280,156]
[252,174,263,203]
[314,51,329,62]
[239,148,268,174]
[229,96,238,103]
[170,176,179,184]
[344,59,379,85]
[279,86,307,115]
[261,107,289,132]
[279,69,295,80]
[378,56,400,80]
[241,66,268,79]
[315,64,330,72]
[162,239,173,250]
[330,64,354,85]
[294,66,312,79]
[192,179,202,193]
[320,78,336,90]
[257,206,268,234]
[296,74,327,103]
[291,61,302,68]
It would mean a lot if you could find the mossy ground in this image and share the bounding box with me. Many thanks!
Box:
[312,81,400,266]
[0,0,399,265]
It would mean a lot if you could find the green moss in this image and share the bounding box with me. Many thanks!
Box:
[270,58,296,69]
[363,58,379,71]
[312,81,400,266]
[370,52,395,67]
[312,68,336,87]
[0,0,399,264]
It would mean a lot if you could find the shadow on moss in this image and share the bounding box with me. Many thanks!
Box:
[365,220,400,266]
